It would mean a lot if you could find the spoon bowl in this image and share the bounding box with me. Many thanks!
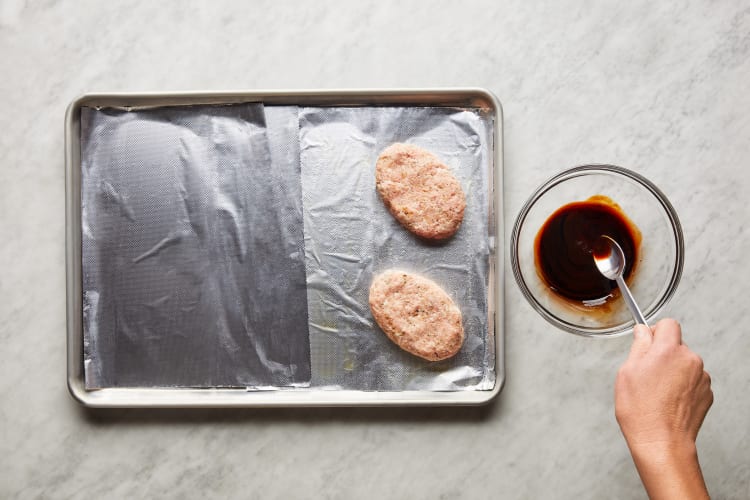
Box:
[593,235,625,280]
[593,235,648,325]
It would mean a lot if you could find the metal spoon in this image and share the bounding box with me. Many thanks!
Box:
[593,235,648,325]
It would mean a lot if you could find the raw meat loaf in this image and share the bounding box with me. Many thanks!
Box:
[369,270,464,361]
[375,143,466,240]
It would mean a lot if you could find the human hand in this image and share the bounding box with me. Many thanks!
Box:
[615,318,713,499]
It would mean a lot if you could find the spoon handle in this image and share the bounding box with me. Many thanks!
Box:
[615,276,648,325]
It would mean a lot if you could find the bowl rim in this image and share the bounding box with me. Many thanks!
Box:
[510,164,685,337]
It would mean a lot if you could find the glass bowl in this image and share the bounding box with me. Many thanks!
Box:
[511,165,684,337]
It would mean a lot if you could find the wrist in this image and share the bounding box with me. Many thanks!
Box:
[628,440,708,500]
[629,438,698,467]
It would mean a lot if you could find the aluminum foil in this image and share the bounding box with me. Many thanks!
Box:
[81,103,494,392]
[81,104,311,388]
[300,106,494,390]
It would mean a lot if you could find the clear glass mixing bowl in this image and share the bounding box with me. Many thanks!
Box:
[510,165,684,337]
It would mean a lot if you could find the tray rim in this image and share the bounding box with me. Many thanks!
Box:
[65,87,505,407]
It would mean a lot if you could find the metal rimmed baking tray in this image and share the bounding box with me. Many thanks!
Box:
[65,88,504,407]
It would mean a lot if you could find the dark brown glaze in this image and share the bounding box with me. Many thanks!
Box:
[534,195,642,304]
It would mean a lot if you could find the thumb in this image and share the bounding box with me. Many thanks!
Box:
[629,324,653,357]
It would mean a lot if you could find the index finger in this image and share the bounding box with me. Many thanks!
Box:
[652,318,683,347]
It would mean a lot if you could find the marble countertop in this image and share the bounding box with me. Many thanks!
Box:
[1,1,748,498]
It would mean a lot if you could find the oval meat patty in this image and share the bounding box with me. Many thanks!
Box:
[369,270,464,361]
[375,143,466,240]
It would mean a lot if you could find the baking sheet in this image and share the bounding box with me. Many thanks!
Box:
[300,107,494,390]
[65,89,504,407]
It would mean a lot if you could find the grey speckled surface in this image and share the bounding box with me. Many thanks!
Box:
[1,1,748,498]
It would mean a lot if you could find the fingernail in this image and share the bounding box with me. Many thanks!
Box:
[633,325,649,337]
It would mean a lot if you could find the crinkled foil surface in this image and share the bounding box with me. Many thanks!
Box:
[81,103,494,391]
[300,107,494,390]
